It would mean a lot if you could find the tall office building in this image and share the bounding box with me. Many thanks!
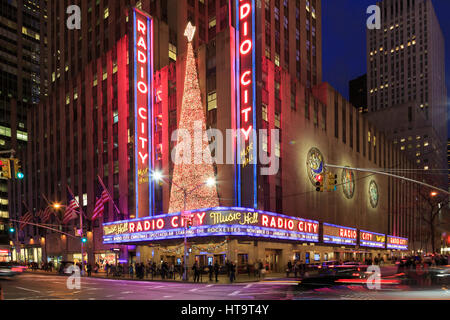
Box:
[366,0,447,187]
[0,0,48,261]
[18,0,420,269]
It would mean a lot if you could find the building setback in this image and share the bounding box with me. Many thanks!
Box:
[18,0,423,270]
[349,74,368,113]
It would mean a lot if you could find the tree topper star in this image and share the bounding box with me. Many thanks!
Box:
[184,22,196,42]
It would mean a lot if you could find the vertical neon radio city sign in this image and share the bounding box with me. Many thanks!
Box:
[236,0,257,208]
[133,8,154,217]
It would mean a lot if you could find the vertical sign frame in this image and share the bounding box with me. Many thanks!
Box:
[236,0,257,209]
[133,8,154,217]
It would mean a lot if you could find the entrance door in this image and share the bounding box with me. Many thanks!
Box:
[264,249,282,273]
[214,254,226,266]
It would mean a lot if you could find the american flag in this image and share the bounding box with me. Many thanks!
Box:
[62,191,79,224]
[20,212,33,230]
[41,207,53,223]
[92,183,109,221]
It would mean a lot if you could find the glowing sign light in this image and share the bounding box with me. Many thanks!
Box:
[323,223,357,246]
[359,230,386,249]
[102,207,320,244]
[387,235,408,250]
[133,8,154,217]
[236,0,257,208]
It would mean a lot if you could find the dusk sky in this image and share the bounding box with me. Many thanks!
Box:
[322,0,450,136]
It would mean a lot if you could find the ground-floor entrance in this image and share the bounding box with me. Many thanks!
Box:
[264,249,282,272]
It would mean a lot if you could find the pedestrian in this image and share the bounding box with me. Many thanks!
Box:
[247,262,251,277]
[254,261,259,278]
[229,261,236,283]
[192,261,200,282]
[169,263,175,279]
[105,263,110,277]
[287,260,292,277]
[87,264,92,277]
[129,263,134,278]
[214,261,220,282]
[294,260,299,278]
[208,263,214,281]
[258,260,264,278]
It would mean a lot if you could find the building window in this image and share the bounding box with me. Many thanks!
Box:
[262,104,268,122]
[275,113,281,128]
[207,91,217,111]
[169,43,177,61]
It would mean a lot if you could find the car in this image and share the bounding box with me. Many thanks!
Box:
[0,262,20,277]
[58,261,77,275]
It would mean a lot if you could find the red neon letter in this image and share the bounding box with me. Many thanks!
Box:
[241,126,252,140]
[138,107,148,119]
[261,215,269,227]
[196,212,206,225]
[139,137,148,149]
[144,220,151,231]
[156,219,165,230]
[240,71,251,86]
[137,20,146,35]
[137,37,147,50]
[137,51,147,64]
[171,216,179,228]
[240,40,252,55]
[240,3,251,20]
[241,107,252,122]
[129,223,135,233]
[139,152,149,164]
[137,81,148,94]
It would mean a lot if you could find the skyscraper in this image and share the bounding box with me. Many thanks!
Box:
[0,0,48,257]
[365,0,447,187]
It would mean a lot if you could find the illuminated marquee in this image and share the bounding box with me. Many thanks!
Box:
[132,8,154,217]
[236,0,257,208]
[387,235,408,250]
[359,230,386,249]
[102,207,319,244]
[323,223,357,246]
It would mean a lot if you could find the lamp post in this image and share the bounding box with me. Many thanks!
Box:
[52,202,84,273]
[152,171,216,281]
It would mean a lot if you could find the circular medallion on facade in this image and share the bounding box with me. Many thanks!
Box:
[341,167,355,199]
[369,180,379,208]
[306,148,325,186]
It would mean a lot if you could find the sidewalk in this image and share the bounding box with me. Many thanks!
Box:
[24,269,291,284]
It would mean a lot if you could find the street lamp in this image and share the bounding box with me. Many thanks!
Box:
[152,171,216,281]
[430,191,438,197]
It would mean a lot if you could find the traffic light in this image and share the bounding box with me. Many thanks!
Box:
[327,172,338,192]
[0,158,11,179]
[13,159,24,179]
[81,237,88,243]
[187,219,193,229]
[315,174,324,192]
[9,224,15,233]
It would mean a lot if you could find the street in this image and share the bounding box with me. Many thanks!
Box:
[1,273,450,300]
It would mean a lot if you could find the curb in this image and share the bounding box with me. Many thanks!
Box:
[23,271,263,285]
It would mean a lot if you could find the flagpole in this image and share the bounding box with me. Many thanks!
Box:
[97,175,121,216]
[41,193,61,223]
[67,186,85,274]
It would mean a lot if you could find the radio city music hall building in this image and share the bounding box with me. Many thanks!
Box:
[19,0,421,270]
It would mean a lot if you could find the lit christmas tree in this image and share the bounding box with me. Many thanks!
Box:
[168,23,219,213]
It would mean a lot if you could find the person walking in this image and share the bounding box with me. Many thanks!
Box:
[192,261,200,283]
[208,263,214,281]
[87,264,92,277]
[287,260,292,277]
[129,263,134,278]
[214,261,220,282]
[254,261,259,278]
[258,260,264,279]
[229,261,236,283]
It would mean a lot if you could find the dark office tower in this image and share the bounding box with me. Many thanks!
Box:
[0,0,48,258]
[366,0,447,187]
[349,74,368,113]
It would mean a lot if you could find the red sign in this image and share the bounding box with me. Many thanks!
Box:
[339,228,357,239]
[238,0,254,143]
[133,8,153,217]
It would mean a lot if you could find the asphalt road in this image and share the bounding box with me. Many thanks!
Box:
[1,273,450,300]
